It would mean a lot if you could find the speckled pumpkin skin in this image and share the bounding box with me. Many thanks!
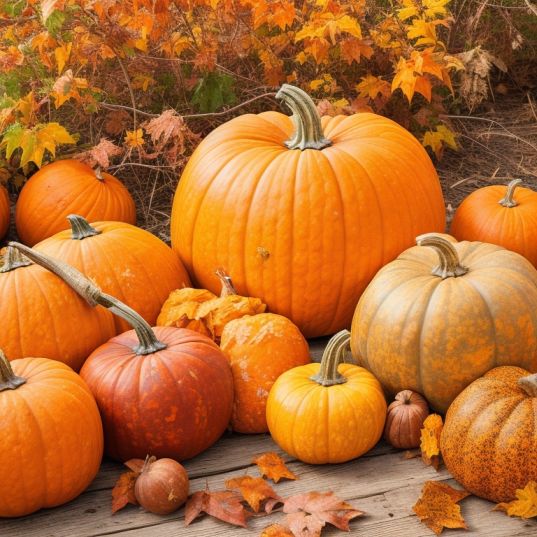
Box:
[220,313,310,434]
[266,362,387,464]
[80,327,234,462]
[441,366,537,502]
[350,239,537,412]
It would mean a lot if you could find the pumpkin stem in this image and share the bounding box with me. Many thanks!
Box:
[67,214,102,240]
[416,234,469,279]
[94,167,105,181]
[499,179,522,208]
[0,350,26,391]
[310,330,351,386]
[276,84,332,151]
[215,268,237,297]
[518,373,537,397]
[0,246,32,273]
[8,242,167,356]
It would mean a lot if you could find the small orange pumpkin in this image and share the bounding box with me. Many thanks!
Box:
[384,390,429,449]
[0,185,8,240]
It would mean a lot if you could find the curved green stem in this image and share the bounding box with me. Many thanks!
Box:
[518,373,537,397]
[416,234,469,279]
[67,215,101,240]
[276,84,332,151]
[0,350,26,391]
[499,179,522,208]
[0,246,32,273]
[9,242,167,355]
[310,330,351,386]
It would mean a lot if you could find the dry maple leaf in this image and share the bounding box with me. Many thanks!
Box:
[421,414,443,469]
[184,488,250,527]
[124,457,146,474]
[253,452,297,483]
[226,475,282,513]
[495,481,537,519]
[111,471,138,514]
[261,523,294,536]
[76,138,123,169]
[413,481,470,535]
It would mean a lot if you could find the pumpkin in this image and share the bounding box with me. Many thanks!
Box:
[384,390,429,449]
[35,215,191,333]
[450,179,537,267]
[220,313,311,433]
[0,350,103,517]
[11,242,234,462]
[266,330,386,464]
[441,366,537,502]
[0,245,115,370]
[0,185,8,240]
[350,233,537,413]
[15,160,136,246]
[170,84,445,338]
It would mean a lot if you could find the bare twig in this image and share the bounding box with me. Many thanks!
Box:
[115,55,138,133]
[524,0,537,15]
[527,92,537,122]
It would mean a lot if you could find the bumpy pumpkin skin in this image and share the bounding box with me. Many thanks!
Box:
[0,185,9,240]
[16,160,136,246]
[220,313,310,433]
[351,238,537,412]
[171,96,445,338]
[80,327,234,462]
[0,358,103,517]
[35,219,191,333]
[451,181,537,267]
[441,366,537,502]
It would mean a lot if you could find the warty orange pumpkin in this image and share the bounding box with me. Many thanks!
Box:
[350,233,537,413]
[0,350,103,517]
[0,185,8,240]
[171,84,445,337]
[16,160,136,246]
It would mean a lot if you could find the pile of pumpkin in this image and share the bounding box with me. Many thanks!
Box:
[1,84,537,520]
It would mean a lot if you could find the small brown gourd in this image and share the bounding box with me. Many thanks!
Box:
[384,390,429,449]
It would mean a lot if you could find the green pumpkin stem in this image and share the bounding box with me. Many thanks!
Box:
[0,246,32,273]
[8,242,167,356]
[67,214,102,240]
[499,179,522,208]
[518,373,537,397]
[310,330,352,386]
[276,84,332,151]
[416,233,469,279]
[0,350,26,391]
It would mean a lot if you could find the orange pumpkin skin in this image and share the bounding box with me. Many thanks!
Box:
[0,357,103,517]
[0,185,8,239]
[80,327,234,461]
[441,366,537,503]
[35,217,191,333]
[15,160,136,246]
[451,180,537,267]
[171,86,445,338]
[220,313,310,433]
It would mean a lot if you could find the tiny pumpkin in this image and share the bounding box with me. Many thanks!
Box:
[266,330,386,464]
[0,185,9,240]
[441,366,537,503]
[384,390,429,449]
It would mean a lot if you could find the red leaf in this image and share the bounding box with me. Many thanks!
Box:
[111,471,138,514]
[184,488,251,527]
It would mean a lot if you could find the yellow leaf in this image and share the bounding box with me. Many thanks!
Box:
[392,57,418,102]
[423,0,451,19]
[124,128,145,148]
[54,42,72,74]
[332,98,349,108]
[420,413,443,464]
[17,92,38,125]
[422,125,457,158]
[310,79,325,91]
[356,74,391,99]
[407,19,438,46]
[495,482,537,519]
[333,14,362,40]
[295,51,308,65]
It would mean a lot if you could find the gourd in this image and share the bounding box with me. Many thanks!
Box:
[171,84,445,337]
[384,390,429,449]
[0,185,8,240]
[350,233,537,412]
[266,331,386,464]
[16,160,136,246]
[0,350,103,517]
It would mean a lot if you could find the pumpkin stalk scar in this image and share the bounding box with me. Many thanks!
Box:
[416,233,469,279]
[0,350,26,391]
[518,373,537,397]
[310,329,350,386]
[67,214,102,240]
[499,179,522,208]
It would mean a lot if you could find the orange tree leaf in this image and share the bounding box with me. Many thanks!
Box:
[356,74,391,100]
[253,452,297,483]
[124,458,146,474]
[413,481,470,535]
[226,475,282,513]
[261,524,294,537]
[420,413,443,467]
[391,56,418,102]
[184,489,250,527]
[112,471,138,514]
[495,481,537,519]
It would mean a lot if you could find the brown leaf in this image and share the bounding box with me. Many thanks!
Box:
[226,475,282,513]
[124,458,146,474]
[253,452,297,484]
[403,449,421,460]
[261,524,294,536]
[77,138,123,169]
[413,481,470,535]
[495,481,537,519]
[420,414,443,469]
[104,109,131,135]
[112,471,138,514]
[143,109,185,150]
[184,489,250,527]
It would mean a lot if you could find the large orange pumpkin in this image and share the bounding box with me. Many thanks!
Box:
[16,160,136,246]
[171,84,445,337]
[441,366,537,502]
[0,350,103,517]
[0,185,8,240]
[0,246,115,370]
[450,179,537,267]
[350,233,537,412]
[35,215,191,333]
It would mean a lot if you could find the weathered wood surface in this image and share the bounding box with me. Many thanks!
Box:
[1,339,535,537]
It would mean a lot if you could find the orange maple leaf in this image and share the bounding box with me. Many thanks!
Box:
[184,488,250,527]
[261,524,294,536]
[495,481,537,519]
[253,452,297,483]
[111,471,138,514]
[420,413,443,469]
[225,475,282,512]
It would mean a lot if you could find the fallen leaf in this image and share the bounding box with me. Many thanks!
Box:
[421,414,443,469]
[124,128,145,148]
[226,475,282,512]
[413,481,470,535]
[261,524,294,536]
[495,481,537,519]
[403,449,421,460]
[124,458,146,474]
[184,488,250,527]
[253,452,297,483]
[112,471,138,514]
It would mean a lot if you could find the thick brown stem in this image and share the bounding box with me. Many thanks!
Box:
[310,330,351,386]
[499,179,522,208]
[276,84,332,151]
[215,269,237,297]
[9,242,167,355]
[0,246,32,273]
[518,373,537,397]
[0,350,26,391]
[67,215,101,240]
[416,234,469,279]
